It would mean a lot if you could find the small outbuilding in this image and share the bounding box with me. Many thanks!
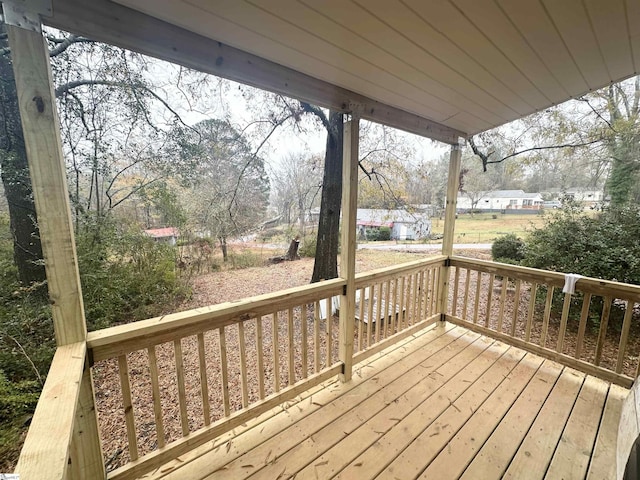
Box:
[144,227,180,245]
[357,208,431,240]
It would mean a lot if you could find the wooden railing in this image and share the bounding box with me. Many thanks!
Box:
[19,254,640,478]
[14,342,86,479]
[352,256,445,362]
[446,256,640,388]
[86,256,445,479]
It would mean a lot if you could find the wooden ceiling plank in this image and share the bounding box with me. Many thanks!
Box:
[296,0,517,121]
[135,0,462,123]
[45,0,465,143]
[180,0,468,122]
[542,0,611,89]
[357,0,534,115]
[402,0,550,109]
[453,0,568,104]
[498,0,590,95]
[585,0,637,83]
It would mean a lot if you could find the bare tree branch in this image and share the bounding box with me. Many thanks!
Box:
[577,95,617,132]
[469,135,602,172]
[300,102,331,131]
[48,34,94,57]
[55,79,196,132]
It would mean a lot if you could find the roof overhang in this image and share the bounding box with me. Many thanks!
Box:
[31,0,640,143]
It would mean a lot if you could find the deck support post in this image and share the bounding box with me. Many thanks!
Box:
[438,141,462,319]
[7,22,105,478]
[339,117,359,382]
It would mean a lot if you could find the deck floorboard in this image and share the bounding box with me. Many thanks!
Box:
[139,322,627,480]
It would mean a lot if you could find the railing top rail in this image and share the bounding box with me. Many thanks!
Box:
[450,255,640,301]
[354,255,446,287]
[87,278,345,361]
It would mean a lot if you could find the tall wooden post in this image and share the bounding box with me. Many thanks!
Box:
[7,23,105,479]
[339,117,359,382]
[438,141,462,318]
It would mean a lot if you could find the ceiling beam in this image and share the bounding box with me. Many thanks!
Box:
[44,0,465,144]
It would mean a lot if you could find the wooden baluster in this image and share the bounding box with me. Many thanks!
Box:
[392,278,400,333]
[325,298,332,366]
[287,307,295,385]
[411,273,419,325]
[403,275,412,328]
[358,288,365,351]
[147,346,165,447]
[301,304,308,379]
[595,297,612,366]
[431,267,439,315]
[219,327,231,414]
[616,301,634,373]
[556,293,572,353]
[196,333,211,425]
[256,316,266,399]
[510,280,522,337]
[367,286,375,347]
[496,276,508,333]
[575,293,592,359]
[422,268,431,317]
[272,312,280,392]
[173,339,189,435]
[314,302,321,373]
[415,272,424,324]
[398,277,406,331]
[452,266,460,317]
[473,271,482,324]
[118,355,138,461]
[485,274,495,327]
[525,283,538,343]
[238,321,249,408]
[375,283,383,342]
[462,268,471,320]
[540,286,555,347]
[383,281,391,339]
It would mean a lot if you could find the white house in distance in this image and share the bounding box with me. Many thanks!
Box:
[356,208,431,240]
[457,190,544,213]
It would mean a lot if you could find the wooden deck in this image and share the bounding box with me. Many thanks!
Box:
[140,322,628,480]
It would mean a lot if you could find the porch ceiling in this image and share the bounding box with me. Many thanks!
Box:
[115,0,640,133]
[44,0,639,142]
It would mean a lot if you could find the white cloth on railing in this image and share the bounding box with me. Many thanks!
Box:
[562,273,584,294]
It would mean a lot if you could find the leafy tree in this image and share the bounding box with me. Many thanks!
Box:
[175,119,270,260]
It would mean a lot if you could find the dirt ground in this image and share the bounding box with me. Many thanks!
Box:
[93,247,639,471]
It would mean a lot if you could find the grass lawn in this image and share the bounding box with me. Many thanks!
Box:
[430,212,547,243]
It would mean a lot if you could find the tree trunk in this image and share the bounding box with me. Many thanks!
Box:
[286,236,300,261]
[219,236,228,262]
[0,29,46,286]
[311,111,343,283]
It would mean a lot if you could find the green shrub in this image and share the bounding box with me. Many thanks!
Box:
[299,235,317,258]
[0,370,40,471]
[523,205,640,284]
[364,226,391,241]
[378,226,392,241]
[523,204,640,329]
[76,218,188,329]
[492,233,526,264]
